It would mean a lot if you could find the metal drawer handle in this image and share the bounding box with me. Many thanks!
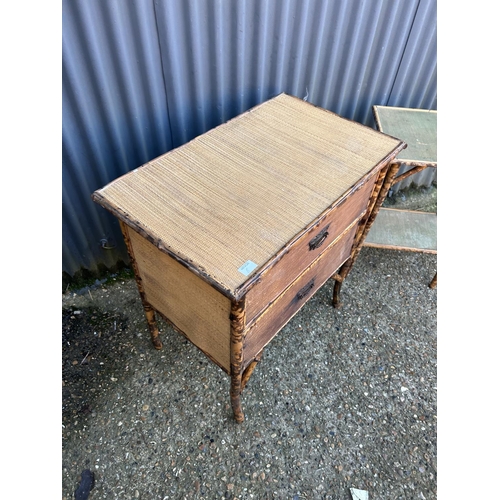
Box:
[296,278,315,301]
[308,224,330,251]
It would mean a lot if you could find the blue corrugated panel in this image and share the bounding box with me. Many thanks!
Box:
[62,0,173,276]
[386,0,437,192]
[154,0,426,143]
[63,0,437,278]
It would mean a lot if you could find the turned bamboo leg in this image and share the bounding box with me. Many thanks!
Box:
[230,299,246,423]
[241,350,263,391]
[429,272,437,289]
[332,162,401,309]
[119,221,163,350]
[332,273,345,309]
[143,304,163,350]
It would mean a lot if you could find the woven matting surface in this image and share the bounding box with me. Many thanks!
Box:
[374,106,436,164]
[95,93,402,293]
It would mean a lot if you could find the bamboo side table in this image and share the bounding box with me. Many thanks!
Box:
[92,93,406,422]
[369,105,437,288]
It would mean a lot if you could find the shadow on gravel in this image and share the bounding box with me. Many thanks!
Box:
[62,307,129,427]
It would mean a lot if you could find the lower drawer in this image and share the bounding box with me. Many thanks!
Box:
[242,223,357,367]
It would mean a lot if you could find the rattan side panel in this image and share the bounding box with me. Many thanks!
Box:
[127,226,231,372]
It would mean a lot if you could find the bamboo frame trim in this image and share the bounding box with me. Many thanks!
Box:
[391,159,437,168]
[341,160,398,276]
[355,162,402,253]
[392,164,436,185]
[362,242,437,254]
[374,207,436,216]
[353,163,391,250]
[119,221,162,350]
[374,105,437,114]
[230,299,246,423]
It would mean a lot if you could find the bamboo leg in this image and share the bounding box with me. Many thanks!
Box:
[143,305,163,350]
[230,299,246,423]
[332,162,401,309]
[241,351,263,391]
[119,221,163,350]
[352,162,401,264]
[429,272,437,289]
[332,274,344,309]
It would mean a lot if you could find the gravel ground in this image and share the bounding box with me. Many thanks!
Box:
[62,199,437,500]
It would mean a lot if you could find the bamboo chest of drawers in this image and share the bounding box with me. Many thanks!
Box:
[92,93,405,422]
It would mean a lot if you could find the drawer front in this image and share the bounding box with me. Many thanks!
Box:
[245,174,376,321]
[243,224,357,367]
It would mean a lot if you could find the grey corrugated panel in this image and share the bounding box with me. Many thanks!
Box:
[62,0,173,276]
[63,0,437,277]
[386,0,437,192]
[388,0,437,110]
[316,0,422,126]
[154,0,425,144]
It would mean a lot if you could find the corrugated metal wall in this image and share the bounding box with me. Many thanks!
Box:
[62,0,437,278]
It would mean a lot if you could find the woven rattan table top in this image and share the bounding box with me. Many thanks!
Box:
[373,105,436,165]
[93,93,404,296]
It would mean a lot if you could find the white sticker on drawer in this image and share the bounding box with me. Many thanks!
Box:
[238,260,258,276]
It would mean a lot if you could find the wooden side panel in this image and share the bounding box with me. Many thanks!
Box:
[127,226,232,372]
[245,174,376,320]
[242,224,357,368]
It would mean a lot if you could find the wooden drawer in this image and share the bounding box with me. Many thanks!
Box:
[242,223,357,367]
[244,174,376,321]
